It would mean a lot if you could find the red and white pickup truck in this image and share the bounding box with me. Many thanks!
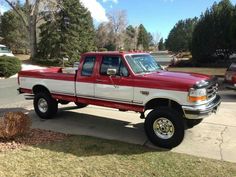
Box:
[18,52,221,148]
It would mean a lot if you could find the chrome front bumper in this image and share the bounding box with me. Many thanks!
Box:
[182,95,221,120]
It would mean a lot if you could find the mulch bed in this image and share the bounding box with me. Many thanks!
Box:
[0,129,68,152]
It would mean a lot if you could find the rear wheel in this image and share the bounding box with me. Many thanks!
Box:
[144,107,185,149]
[34,92,58,119]
[74,102,88,108]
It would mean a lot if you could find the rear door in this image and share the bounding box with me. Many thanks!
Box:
[94,55,134,103]
[76,56,96,97]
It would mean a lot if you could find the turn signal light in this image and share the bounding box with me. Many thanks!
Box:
[189,96,207,102]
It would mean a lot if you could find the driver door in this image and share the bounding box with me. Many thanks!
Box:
[94,55,133,103]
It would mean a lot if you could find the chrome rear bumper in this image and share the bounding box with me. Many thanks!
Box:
[182,95,221,120]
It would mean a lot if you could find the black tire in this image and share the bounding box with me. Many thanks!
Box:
[185,119,203,129]
[34,92,58,119]
[144,107,185,149]
[74,102,88,108]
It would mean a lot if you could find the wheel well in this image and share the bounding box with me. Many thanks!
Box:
[145,98,184,115]
[33,85,50,95]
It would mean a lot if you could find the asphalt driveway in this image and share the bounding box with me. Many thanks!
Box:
[0,78,236,163]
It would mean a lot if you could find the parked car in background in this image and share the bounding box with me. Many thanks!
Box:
[0,44,14,57]
[225,63,236,90]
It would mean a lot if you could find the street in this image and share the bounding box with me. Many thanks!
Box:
[0,78,236,163]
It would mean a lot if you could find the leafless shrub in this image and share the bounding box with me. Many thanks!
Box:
[0,112,31,139]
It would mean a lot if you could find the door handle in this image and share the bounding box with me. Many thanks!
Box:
[96,79,104,83]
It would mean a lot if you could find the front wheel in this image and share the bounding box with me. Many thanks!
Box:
[34,92,58,119]
[144,107,185,149]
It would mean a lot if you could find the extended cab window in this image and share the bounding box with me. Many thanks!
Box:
[100,56,129,77]
[81,56,96,76]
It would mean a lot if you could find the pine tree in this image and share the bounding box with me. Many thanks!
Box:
[124,25,136,50]
[1,8,28,52]
[192,0,234,63]
[158,38,165,51]
[0,12,2,38]
[38,0,95,64]
[165,18,197,52]
[137,24,149,50]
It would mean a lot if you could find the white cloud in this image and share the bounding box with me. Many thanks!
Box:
[80,0,108,23]
[0,5,8,14]
[103,0,118,4]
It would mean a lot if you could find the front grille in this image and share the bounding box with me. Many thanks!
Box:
[207,82,218,99]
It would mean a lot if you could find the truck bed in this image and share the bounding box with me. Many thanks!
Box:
[19,67,77,101]
[19,67,76,81]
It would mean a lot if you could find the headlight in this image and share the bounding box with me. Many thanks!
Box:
[188,88,207,102]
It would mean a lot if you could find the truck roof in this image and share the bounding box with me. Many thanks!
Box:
[82,51,150,56]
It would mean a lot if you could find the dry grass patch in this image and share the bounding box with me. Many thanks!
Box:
[14,54,30,61]
[0,135,235,177]
[0,129,68,152]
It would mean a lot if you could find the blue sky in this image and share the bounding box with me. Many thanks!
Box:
[99,0,236,39]
[1,0,236,39]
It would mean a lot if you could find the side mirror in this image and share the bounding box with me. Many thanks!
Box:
[107,68,117,76]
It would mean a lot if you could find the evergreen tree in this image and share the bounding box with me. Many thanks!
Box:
[231,5,236,51]
[0,12,2,37]
[147,32,154,47]
[192,0,234,63]
[137,24,149,50]
[158,38,165,51]
[124,25,136,50]
[166,18,197,52]
[38,0,95,64]
[1,8,28,52]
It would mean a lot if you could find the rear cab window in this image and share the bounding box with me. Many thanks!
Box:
[100,56,129,77]
[81,56,96,76]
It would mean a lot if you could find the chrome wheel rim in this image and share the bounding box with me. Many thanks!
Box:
[153,118,175,139]
[38,98,48,113]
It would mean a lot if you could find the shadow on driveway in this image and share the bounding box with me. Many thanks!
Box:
[219,90,236,103]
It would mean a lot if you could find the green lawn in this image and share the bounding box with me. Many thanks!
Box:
[15,54,30,61]
[0,135,235,177]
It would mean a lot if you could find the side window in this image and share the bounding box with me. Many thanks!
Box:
[100,56,129,77]
[81,56,96,76]
[120,62,129,77]
[100,56,120,75]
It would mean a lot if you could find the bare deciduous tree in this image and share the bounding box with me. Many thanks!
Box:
[3,0,57,59]
[96,22,109,49]
[153,32,161,51]
[107,10,127,50]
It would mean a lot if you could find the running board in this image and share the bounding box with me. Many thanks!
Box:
[24,94,34,100]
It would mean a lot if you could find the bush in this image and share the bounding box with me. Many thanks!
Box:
[0,112,31,139]
[34,58,61,67]
[98,48,108,52]
[0,56,21,77]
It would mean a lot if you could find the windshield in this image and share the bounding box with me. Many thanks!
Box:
[0,47,11,53]
[125,54,162,74]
